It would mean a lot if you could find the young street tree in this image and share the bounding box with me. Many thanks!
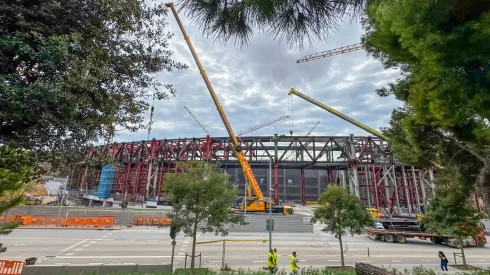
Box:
[362,0,490,214]
[423,167,486,268]
[1,0,187,168]
[164,162,245,269]
[311,185,373,267]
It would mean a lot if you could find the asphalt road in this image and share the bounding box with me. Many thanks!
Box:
[0,228,489,271]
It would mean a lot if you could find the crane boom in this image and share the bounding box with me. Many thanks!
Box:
[237,115,289,137]
[297,43,364,63]
[166,2,264,200]
[306,121,320,136]
[184,106,211,136]
[288,88,388,141]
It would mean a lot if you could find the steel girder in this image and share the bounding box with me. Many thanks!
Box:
[69,135,434,214]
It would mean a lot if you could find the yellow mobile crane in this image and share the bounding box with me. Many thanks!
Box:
[288,88,389,141]
[166,3,292,215]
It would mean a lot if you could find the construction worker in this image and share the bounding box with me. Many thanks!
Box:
[268,249,275,274]
[273,248,278,273]
[290,251,299,275]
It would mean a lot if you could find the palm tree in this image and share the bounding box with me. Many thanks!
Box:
[175,0,369,48]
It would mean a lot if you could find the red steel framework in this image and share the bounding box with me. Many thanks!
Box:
[69,135,435,215]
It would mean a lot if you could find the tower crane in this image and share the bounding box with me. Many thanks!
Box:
[237,115,289,137]
[297,43,364,63]
[306,121,320,136]
[166,2,293,215]
[184,106,211,136]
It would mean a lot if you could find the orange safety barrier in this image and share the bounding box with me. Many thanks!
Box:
[1,215,120,228]
[132,216,172,226]
[0,260,25,275]
[98,217,116,228]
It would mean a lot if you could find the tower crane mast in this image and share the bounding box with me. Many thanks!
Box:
[237,115,289,137]
[184,106,211,136]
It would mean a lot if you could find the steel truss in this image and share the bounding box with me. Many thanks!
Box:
[69,135,434,214]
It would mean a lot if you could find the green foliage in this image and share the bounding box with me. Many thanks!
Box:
[164,162,245,268]
[0,147,39,235]
[311,185,373,267]
[0,0,187,167]
[312,185,373,237]
[362,0,490,214]
[176,0,368,48]
[423,167,486,237]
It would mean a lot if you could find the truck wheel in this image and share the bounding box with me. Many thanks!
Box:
[395,235,407,244]
[384,234,395,243]
[432,237,443,245]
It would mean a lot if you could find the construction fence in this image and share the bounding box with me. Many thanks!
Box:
[1,206,172,228]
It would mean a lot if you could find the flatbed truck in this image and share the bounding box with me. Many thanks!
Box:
[365,226,487,248]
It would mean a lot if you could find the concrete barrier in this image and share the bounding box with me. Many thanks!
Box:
[22,264,171,275]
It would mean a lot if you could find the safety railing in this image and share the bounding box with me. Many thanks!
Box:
[0,215,117,228]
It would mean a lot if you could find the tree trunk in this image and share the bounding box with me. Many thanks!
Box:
[459,237,467,268]
[339,233,344,267]
[476,159,490,216]
[191,216,198,269]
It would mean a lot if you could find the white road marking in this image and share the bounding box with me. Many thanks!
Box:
[56,256,185,259]
[327,260,339,262]
[122,263,136,265]
[82,244,90,247]
[60,239,90,253]
[74,249,83,252]
[13,244,26,246]
[253,261,267,263]
[178,253,184,255]
[128,239,136,242]
[89,263,103,265]
[64,253,74,256]
[55,263,71,265]
[357,261,372,263]
[89,242,96,244]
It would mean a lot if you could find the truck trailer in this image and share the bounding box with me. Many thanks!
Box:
[365,219,487,248]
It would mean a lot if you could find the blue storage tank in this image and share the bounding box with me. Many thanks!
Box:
[98,166,116,199]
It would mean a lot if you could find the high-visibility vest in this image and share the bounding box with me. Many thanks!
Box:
[273,252,278,265]
[290,255,297,271]
[268,253,275,268]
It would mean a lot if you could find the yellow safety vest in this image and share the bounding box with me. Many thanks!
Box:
[290,255,297,271]
[273,252,277,265]
[268,253,275,268]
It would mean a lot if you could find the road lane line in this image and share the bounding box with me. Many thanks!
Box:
[253,261,267,263]
[82,244,90,247]
[64,253,74,256]
[89,263,103,265]
[60,239,90,253]
[56,256,185,259]
[327,260,339,262]
[74,249,83,252]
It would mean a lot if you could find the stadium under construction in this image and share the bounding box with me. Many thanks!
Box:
[67,134,436,216]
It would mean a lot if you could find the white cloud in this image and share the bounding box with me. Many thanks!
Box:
[114,7,403,143]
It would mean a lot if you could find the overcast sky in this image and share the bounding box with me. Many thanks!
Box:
[115,11,402,143]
